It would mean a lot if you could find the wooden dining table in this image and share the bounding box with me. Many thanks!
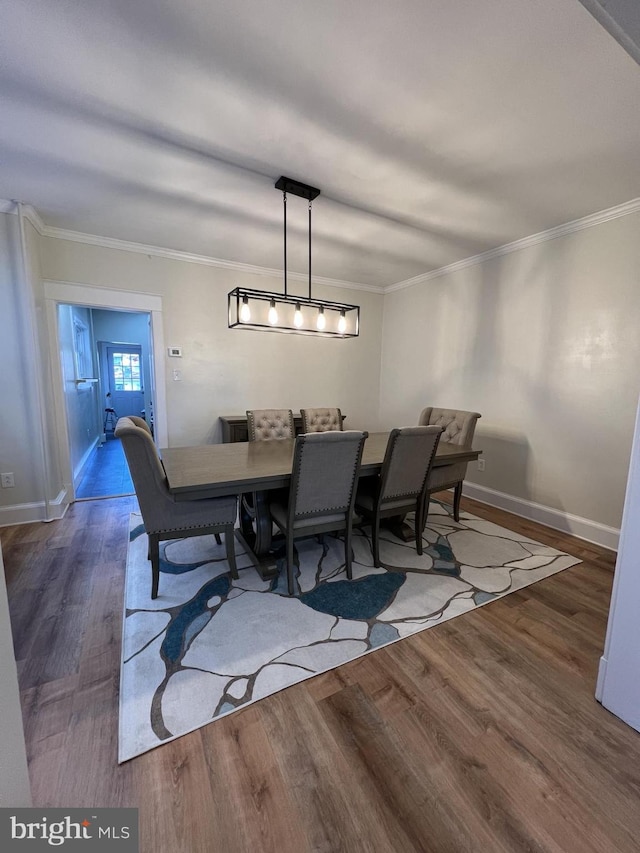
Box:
[161,432,481,577]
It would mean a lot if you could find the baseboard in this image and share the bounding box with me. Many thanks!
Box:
[0,489,69,527]
[73,437,99,487]
[462,482,620,552]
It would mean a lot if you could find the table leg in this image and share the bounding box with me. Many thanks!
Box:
[237,491,281,579]
[383,515,416,542]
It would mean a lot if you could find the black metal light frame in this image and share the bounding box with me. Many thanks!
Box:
[228,286,360,337]
[227,176,360,338]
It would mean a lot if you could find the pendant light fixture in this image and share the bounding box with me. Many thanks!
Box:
[228,176,360,337]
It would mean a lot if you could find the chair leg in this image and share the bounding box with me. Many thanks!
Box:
[149,534,160,600]
[421,492,432,533]
[286,533,295,596]
[372,509,381,568]
[345,523,353,580]
[453,482,463,522]
[415,499,424,556]
[214,533,222,545]
[225,527,238,579]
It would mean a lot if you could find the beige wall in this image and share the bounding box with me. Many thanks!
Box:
[38,238,385,447]
[7,209,639,535]
[0,214,53,517]
[380,212,640,530]
[0,540,31,805]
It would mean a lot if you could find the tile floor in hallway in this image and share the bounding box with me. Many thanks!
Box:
[75,435,134,499]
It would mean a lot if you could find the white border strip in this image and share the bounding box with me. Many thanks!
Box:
[3,196,639,296]
[73,437,100,485]
[40,223,379,294]
[43,279,163,313]
[462,481,619,552]
[0,490,68,528]
[387,197,640,292]
[1,200,377,292]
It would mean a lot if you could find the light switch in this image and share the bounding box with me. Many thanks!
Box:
[173,369,182,381]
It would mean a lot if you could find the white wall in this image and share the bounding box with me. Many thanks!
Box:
[0,213,56,524]
[38,238,385,446]
[0,540,32,805]
[597,389,640,730]
[92,308,153,421]
[380,211,640,536]
[6,207,640,540]
[57,304,101,483]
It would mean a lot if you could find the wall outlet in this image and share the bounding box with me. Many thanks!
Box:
[477,459,485,472]
[1,472,15,488]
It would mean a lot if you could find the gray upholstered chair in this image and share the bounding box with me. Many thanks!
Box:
[300,407,343,433]
[126,414,152,435]
[115,417,238,599]
[269,430,368,595]
[419,407,481,522]
[355,426,443,567]
[244,409,295,521]
[246,409,295,441]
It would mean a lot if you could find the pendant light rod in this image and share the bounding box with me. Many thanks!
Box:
[283,190,287,297]
[308,199,312,300]
[276,176,320,300]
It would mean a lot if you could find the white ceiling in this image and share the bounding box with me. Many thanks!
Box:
[1,0,639,288]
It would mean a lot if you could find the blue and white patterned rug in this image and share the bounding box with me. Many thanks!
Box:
[119,502,580,761]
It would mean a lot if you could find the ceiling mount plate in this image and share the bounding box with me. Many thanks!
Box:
[275,176,321,200]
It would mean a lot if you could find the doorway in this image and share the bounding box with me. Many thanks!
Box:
[44,280,167,506]
[74,312,154,499]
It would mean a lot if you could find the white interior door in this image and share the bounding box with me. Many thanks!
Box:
[106,344,144,418]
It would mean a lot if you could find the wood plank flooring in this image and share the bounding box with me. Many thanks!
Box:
[3,494,639,853]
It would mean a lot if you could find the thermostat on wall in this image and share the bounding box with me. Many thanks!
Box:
[167,346,183,357]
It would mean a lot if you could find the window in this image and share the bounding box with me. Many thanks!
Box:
[112,351,142,391]
[73,318,91,380]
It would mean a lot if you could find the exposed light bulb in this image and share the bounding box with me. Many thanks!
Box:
[294,303,303,328]
[268,299,278,325]
[316,306,326,330]
[338,310,347,334]
[240,295,251,323]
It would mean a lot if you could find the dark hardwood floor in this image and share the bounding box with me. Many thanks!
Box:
[2,493,639,853]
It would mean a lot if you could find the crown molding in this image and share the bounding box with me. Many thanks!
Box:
[38,225,382,294]
[0,200,46,233]
[4,195,639,296]
[386,196,640,293]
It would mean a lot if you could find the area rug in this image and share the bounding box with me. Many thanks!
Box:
[119,502,580,762]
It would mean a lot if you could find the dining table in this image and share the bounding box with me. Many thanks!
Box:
[161,432,481,577]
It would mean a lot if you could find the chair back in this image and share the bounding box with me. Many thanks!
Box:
[379,426,443,503]
[114,416,172,528]
[246,409,295,441]
[290,430,368,520]
[300,407,343,433]
[418,407,481,445]
[126,414,152,435]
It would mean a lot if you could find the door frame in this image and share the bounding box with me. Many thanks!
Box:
[44,279,168,501]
